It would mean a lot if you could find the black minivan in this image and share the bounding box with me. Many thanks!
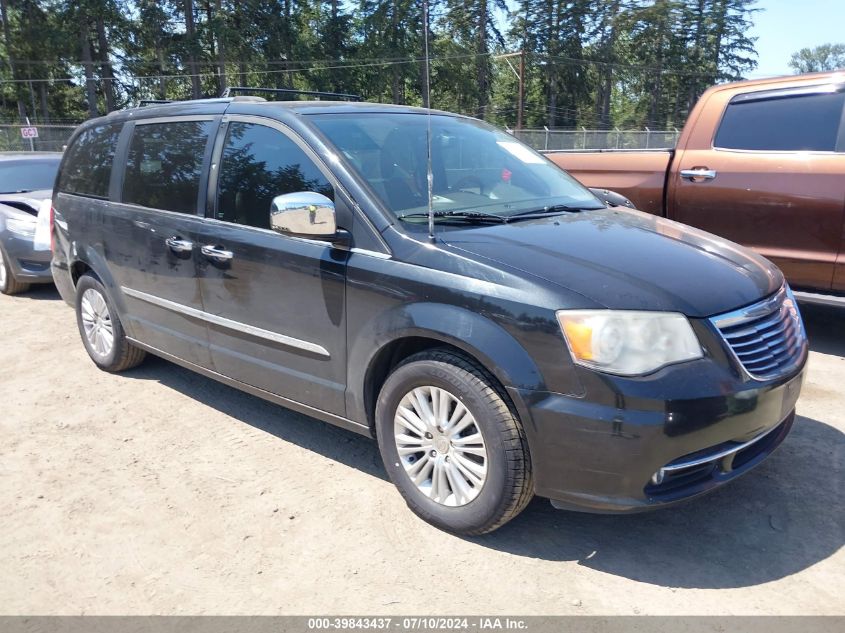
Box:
[51,95,807,534]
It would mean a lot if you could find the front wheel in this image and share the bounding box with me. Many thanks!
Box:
[0,247,30,295]
[376,349,533,535]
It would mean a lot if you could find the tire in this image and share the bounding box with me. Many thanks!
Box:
[75,274,146,372]
[0,247,30,295]
[375,349,533,535]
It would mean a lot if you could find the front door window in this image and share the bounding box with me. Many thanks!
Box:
[215,122,334,229]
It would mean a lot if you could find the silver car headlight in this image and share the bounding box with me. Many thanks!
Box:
[556,310,703,376]
[5,217,36,238]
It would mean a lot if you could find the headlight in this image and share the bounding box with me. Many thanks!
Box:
[5,217,36,238]
[556,310,702,376]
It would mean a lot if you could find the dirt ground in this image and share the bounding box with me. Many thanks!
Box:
[0,285,842,615]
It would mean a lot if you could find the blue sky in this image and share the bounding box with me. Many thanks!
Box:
[751,0,845,77]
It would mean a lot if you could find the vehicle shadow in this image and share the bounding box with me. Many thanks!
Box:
[127,356,389,482]
[800,303,844,356]
[120,304,843,590]
[9,283,60,301]
[473,412,844,589]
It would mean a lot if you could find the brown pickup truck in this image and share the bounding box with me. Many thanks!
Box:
[548,71,845,305]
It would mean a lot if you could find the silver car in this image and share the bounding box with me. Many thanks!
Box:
[0,152,61,295]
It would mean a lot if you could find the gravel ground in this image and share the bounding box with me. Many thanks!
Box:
[0,285,842,615]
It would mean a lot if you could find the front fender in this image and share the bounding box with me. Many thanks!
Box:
[346,301,546,427]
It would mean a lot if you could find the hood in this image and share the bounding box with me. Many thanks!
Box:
[441,208,782,318]
[0,189,51,216]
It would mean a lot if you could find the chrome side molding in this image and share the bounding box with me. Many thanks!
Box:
[121,286,330,358]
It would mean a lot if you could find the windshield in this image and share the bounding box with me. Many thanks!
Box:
[0,158,60,193]
[308,113,602,221]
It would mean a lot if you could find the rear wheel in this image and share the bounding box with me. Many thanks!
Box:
[0,248,30,295]
[376,349,533,535]
[75,274,146,372]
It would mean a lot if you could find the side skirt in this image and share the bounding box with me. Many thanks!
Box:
[127,337,372,438]
[793,290,845,309]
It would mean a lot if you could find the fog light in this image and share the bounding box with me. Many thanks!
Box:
[650,470,665,486]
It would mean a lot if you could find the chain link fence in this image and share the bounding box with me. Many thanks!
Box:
[511,128,680,151]
[0,124,78,152]
[0,123,679,154]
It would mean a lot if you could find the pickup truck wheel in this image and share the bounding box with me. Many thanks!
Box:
[376,349,533,535]
[0,248,30,295]
[75,274,146,372]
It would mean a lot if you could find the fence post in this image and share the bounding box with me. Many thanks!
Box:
[615,127,620,149]
[645,127,651,149]
[25,117,34,152]
[581,127,587,150]
[543,126,549,151]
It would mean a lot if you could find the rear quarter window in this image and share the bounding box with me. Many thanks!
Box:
[714,90,845,152]
[57,123,122,198]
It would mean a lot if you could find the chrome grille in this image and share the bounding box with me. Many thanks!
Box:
[711,286,807,380]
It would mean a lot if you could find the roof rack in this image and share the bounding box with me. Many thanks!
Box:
[138,99,174,106]
[221,86,362,102]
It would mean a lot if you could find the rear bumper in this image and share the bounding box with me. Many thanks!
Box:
[2,234,52,283]
[509,361,805,514]
[51,259,76,306]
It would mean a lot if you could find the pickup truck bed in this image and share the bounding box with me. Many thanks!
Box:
[548,149,672,215]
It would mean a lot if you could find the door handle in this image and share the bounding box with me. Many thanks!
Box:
[201,244,233,262]
[165,236,194,253]
[680,168,717,181]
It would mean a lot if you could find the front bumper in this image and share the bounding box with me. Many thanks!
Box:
[2,234,52,283]
[509,358,805,514]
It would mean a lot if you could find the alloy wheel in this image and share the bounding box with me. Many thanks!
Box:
[80,288,115,358]
[393,385,488,506]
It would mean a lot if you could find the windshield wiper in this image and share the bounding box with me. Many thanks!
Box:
[508,203,604,219]
[397,210,508,224]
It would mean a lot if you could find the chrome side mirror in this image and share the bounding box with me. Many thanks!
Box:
[270,192,336,238]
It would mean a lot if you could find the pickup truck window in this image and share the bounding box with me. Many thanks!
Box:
[57,124,121,199]
[714,90,845,152]
[309,112,599,220]
[123,120,212,213]
[216,122,334,229]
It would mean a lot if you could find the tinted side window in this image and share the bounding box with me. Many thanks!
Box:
[714,91,845,151]
[123,120,212,213]
[57,124,121,198]
[216,122,334,229]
